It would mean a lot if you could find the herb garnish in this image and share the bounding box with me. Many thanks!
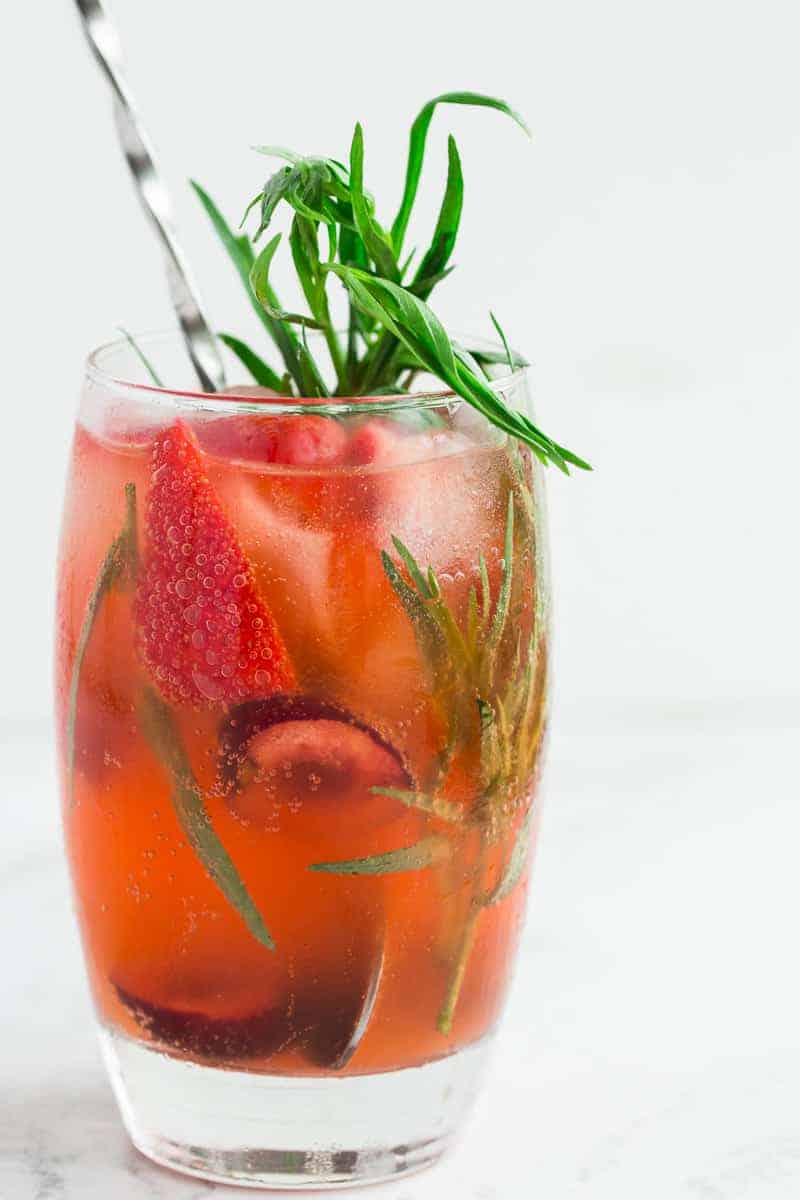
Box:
[193,93,590,473]
[308,470,547,1034]
[118,327,164,387]
[310,836,448,877]
[139,686,274,950]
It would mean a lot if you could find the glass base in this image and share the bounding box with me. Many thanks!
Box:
[99,1027,490,1189]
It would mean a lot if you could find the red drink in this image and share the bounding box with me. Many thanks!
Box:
[56,336,549,1182]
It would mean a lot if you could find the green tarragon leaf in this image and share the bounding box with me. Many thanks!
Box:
[260,306,327,331]
[250,234,327,395]
[327,265,456,376]
[486,493,515,658]
[477,696,501,794]
[245,164,294,239]
[192,180,257,299]
[479,554,492,626]
[252,144,303,165]
[328,264,588,470]
[371,786,464,824]
[468,345,530,371]
[117,328,164,387]
[487,809,534,905]
[349,124,400,282]
[381,549,446,680]
[392,91,531,255]
[217,333,286,392]
[246,154,353,233]
[452,341,489,382]
[489,311,515,375]
[249,232,284,309]
[193,182,310,394]
[309,835,448,876]
[288,215,346,385]
[412,134,464,301]
[391,535,432,598]
[290,217,325,316]
[139,687,275,950]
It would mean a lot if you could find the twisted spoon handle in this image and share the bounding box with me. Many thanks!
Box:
[73,0,227,392]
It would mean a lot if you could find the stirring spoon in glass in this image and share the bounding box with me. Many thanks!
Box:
[72,0,227,392]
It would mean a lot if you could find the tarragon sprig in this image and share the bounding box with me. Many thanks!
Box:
[192,92,590,472]
[391,92,530,255]
[380,484,546,1031]
[301,482,545,1031]
[381,492,532,810]
[309,835,448,877]
[139,686,274,950]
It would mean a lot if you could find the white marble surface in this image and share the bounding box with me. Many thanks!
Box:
[3,705,799,1199]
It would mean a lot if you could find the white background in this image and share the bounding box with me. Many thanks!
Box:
[2,0,798,722]
[2,2,799,1197]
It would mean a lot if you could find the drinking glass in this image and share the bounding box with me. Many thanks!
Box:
[56,332,550,1188]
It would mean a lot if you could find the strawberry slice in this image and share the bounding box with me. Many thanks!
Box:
[218,695,411,801]
[115,982,288,1063]
[135,421,295,706]
[217,695,415,849]
[197,412,347,470]
[263,415,348,466]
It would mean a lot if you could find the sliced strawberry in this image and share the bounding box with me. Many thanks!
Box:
[197,385,282,461]
[263,415,348,467]
[296,916,385,1070]
[116,983,288,1063]
[135,421,295,706]
[114,921,382,1070]
[196,414,271,463]
[198,412,347,471]
[219,695,410,795]
[218,695,412,843]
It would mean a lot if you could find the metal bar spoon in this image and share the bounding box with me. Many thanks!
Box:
[72,0,227,393]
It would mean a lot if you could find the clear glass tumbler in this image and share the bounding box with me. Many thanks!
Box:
[55,333,550,1188]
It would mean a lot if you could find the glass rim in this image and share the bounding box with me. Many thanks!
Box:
[85,329,527,417]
